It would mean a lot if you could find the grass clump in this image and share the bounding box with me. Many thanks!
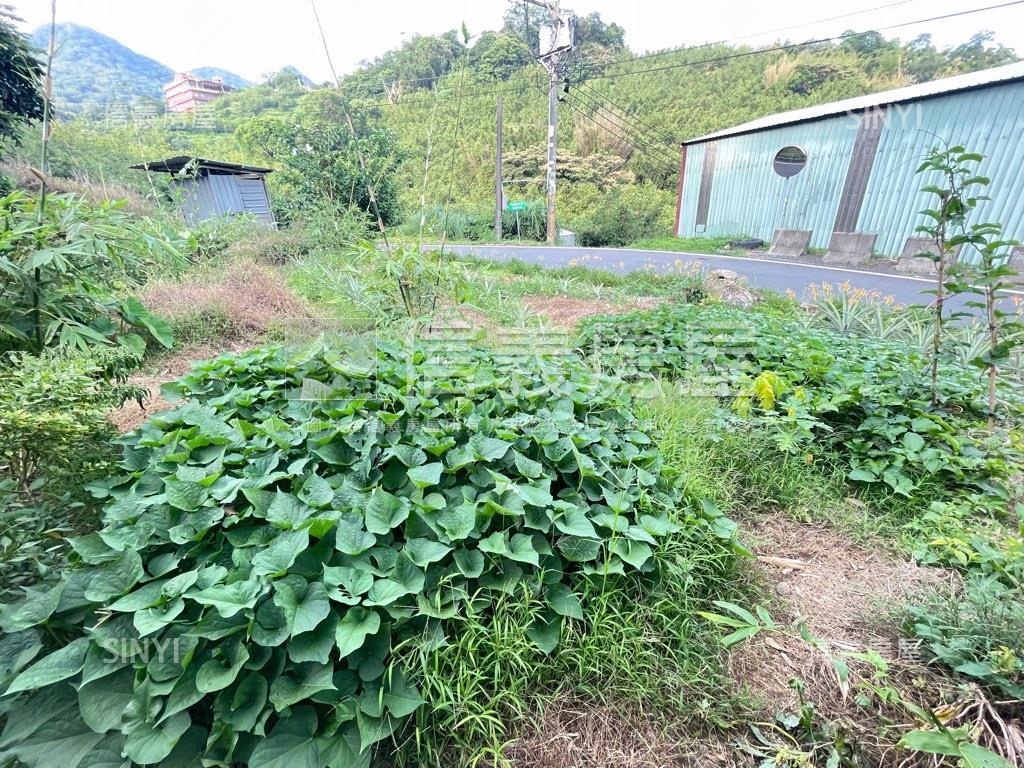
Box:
[140,259,310,346]
[628,235,740,254]
[907,574,1024,699]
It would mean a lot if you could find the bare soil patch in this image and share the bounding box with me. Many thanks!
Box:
[108,340,257,433]
[111,262,322,432]
[522,295,664,327]
[727,514,960,764]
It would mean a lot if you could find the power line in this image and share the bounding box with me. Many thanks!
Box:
[561,86,679,164]
[572,80,677,151]
[531,78,678,168]
[583,0,1024,82]
[365,77,545,109]
[343,0,1022,113]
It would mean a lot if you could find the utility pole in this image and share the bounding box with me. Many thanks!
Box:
[495,95,504,240]
[545,68,558,245]
[525,0,576,245]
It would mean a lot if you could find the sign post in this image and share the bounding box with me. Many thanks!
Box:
[506,201,528,240]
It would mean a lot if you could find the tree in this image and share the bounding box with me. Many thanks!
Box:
[914,145,990,404]
[902,34,948,83]
[575,12,625,49]
[502,2,542,56]
[477,34,533,80]
[236,91,403,227]
[344,31,465,99]
[0,8,44,143]
[946,31,1016,72]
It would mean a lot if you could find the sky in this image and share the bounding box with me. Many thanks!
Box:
[9,0,1024,83]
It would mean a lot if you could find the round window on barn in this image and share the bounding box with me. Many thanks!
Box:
[773,145,807,178]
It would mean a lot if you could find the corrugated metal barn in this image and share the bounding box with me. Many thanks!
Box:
[132,156,276,226]
[674,62,1024,259]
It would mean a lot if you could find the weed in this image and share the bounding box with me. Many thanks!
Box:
[140,259,309,343]
[907,576,1024,699]
[0,191,180,355]
[628,235,739,254]
[582,303,1024,509]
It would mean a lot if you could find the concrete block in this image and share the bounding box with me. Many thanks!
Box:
[769,229,812,258]
[1008,246,1024,286]
[896,237,940,276]
[823,231,877,266]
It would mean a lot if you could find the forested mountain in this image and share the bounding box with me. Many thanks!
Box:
[27,23,249,117]
[18,12,1019,241]
[190,67,251,90]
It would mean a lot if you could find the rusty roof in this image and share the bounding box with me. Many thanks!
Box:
[130,156,273,175]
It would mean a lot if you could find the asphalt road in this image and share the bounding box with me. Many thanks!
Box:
[436,243,1023,312]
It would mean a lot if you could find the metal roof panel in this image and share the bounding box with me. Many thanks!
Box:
[684,61,1024,145]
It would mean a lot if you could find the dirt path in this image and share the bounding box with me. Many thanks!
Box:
[509,514,953,768]
[109,341,257,432]
[730,515,949,709]
[522,295,664,327]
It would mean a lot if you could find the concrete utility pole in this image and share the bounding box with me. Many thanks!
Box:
[524,0,576,245]
[495,95,504,240]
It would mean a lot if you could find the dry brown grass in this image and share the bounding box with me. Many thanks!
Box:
[508,697,737,768]
[138,259,311,340]
[110,261,320,432]
[2,160,154,216]
[728,513,963,766]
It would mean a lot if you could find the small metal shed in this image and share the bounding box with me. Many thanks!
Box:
[131,156,275,226]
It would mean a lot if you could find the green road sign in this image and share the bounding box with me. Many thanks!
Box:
[505,201,528,212]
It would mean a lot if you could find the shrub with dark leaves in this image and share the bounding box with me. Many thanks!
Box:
[0,341,712,768]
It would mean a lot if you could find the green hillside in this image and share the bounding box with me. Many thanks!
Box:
[28,23,249,117]
[29,23,172,117]
[20,16,1018,242]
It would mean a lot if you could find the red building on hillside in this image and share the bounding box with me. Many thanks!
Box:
[163,73,233,113]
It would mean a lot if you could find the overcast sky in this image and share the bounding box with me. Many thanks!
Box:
[9,0,1024,83]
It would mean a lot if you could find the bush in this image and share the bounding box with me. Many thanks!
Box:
[403,202,547,243]
[0,347,143,600]
[0,342,730,767]
[573,184,675,247]
[227,225,313,266]
[580,303,1024,505]
[907,575,1024,699]
[185,214,268,260]
[0,191,179,355]
[0,347,140,493]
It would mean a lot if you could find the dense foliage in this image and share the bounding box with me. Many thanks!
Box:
[14,19,1017,239]
[0,339,727,767]
[237,93,403,226]
[580,303,1023,502]
[0,192,182,355]
[908,574,1024,699]
[0,346,143,599]
[0,9,44,143]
